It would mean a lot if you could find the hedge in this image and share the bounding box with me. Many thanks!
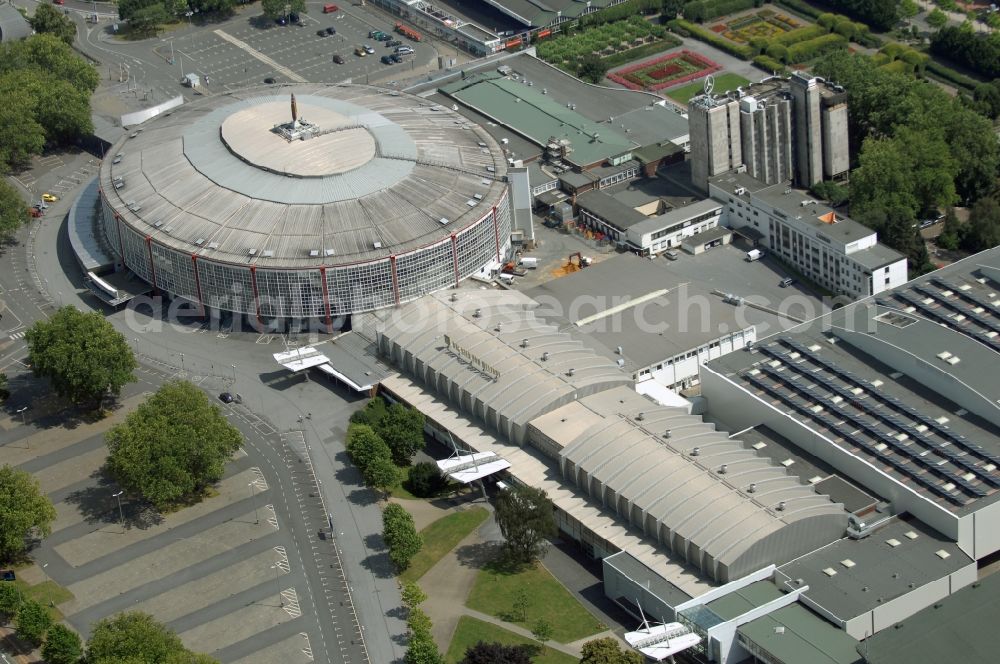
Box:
[668,19,753,59]
[771,0,822,20]
[753,54,787,74]
[770,24,827,47]
[682,0,759,23]
[601,37,683,68]
[923,60,979,92]
[785,33,847,64]
[579,0,663,28]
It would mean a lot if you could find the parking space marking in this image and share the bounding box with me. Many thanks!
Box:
[213,29,308,83]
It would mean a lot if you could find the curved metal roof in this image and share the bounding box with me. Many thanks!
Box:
[376,290,631,444]
[557,386,846,581]
[99,84,509,268]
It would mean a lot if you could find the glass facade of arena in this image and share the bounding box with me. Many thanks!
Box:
[99,189,511,319]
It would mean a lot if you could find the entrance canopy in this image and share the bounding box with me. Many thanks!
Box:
[437,451,510,484]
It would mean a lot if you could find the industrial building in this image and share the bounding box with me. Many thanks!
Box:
[709,172,908,299]
[689,74,848,192]
[95,85,513,325]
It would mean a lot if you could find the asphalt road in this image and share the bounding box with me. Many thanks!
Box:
[2,164,407,661]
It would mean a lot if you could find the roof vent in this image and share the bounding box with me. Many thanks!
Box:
[691,447,700,456]
[373,241,383,249]
[774,626,785,635]
[935,549,951,559]
[718,464,728,474]
[636,412,644,421]
[261,250,274,258]
[439,217,450,225]
[663,429,671,439]
[747,483,756,493]
[195,238,205,245]
[616,358,625,368]
[841,559,856,568]
[520,338,528,348]
[309,249,320,257]
[566,367,575,377]
[450,293,458,302]
[207,242,219,250]
[473,308,482,318]
[776,501,786,511]
[541,352,549,361]
[248,248,257,256]
[324,248,335,257]
[494,322,502,332]
[616,345,623,355]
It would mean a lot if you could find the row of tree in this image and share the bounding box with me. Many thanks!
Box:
[0,35,98,174]
[815,0,899,31]
[930,25,1000,80]
[382,503,422,571]
[0,584,79,663]
[812,51,999,272]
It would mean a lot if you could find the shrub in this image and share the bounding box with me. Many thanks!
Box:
[406,462,447,498]
[683,0,758,23]
[771,23,828,46]
[753,54,787,74]
[785,33,847,64]
[924,60,978,92]
[772,0,823,20]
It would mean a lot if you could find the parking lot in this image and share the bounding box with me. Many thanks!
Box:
[161,7,435,91]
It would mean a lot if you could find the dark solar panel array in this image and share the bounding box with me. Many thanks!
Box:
[880,286,1000,354]
[775,338,1000,474]
[742,367,967,506]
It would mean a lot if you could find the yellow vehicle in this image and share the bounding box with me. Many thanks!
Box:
[354,45,366,57]
[42,193,58,202]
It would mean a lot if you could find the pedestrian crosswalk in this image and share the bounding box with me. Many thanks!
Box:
[8,331,26,341]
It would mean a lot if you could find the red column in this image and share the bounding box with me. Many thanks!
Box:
[319,267,333,333]
[191,255,205,318]
[451,234,459,287]
[492,206,501,261]
[390,256,400,306]
[145,237,157,289]
[249,266,262,324]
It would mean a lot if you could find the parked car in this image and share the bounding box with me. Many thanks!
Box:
[275,15,287,25]
[289,12,300,23]
[354,45,366,56]
[387,39,402,47]
[317,29,328,36]
[390,53,401,63]
[779,277,795,288]
[368,30,384,38]
[395,45,414,54]
[42,193,58,202]
[381,55,393,64]
[326,26,336,35]
[219,392,234,404]
[112,153,123,164]
[363,44,375,54]
[264,77,276,84]
[0,570,15,582]
[376,33,391,41]
[333,54,345,64]
[322,3,339,13]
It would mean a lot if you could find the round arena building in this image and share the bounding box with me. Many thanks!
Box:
[98,84,511,326]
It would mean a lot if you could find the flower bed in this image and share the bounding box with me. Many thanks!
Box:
[607,49,721,92]
[717,11,801,44]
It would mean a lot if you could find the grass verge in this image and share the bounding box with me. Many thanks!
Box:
[445,616,577,664]
[400,507,490,583]
[466,558,604,643]
[667,72,750,104]
[14,579,74,621]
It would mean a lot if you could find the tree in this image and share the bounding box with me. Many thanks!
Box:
[378,403,425,466]
[531,618,554,644]
[405,633,443,664]
[346,424,393,476]
[0,69,94,146]
[105,381,243,509]
[42,623,83,664]
[0,373,8,401]
[577,54,608,84]
[961,197,1000,253]
[0,35,99,94]
[364,455,400,495]
[382,503,421,571]
[511,588,529,622]
[494,485,556,564]
[927,8,948,29]
[407,606,433,639]
[936,207,961,251]
[25,307,137,406]
[129,3,171,36]
[460,642,533,664]
[86,612,218,664]
[15,599,52,646]
[400,581,427,610]
[30,4,77,45]
[0,465,57,562]
[809,180,849,207]
[0,93,45,173]
[406,462,446,498]
[0,180,30,243]
[189,0,236,16]
[579,637,644,664]
[261,0,305,19]
[899,0,919,18]
[0,582,21,620]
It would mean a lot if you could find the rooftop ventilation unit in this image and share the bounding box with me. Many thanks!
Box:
[324,249,335,257]
[541,351,549,361]
[261,250,274,257]
[473,308,482,318]
[616,358,625,368]
[776,501,786,511]
[207,242,219,250]
[248,248,257,256]
[195,238,205,245]
[309,249,320,257]
[566,367,575,377]
[663,429,671,439]
[373,241,383,249]
[691,447,700,456]
[635,412,644,421]
[747,483,756,493]
[449,292,458,302]
[520,339,528,348]
[439,217,450,225]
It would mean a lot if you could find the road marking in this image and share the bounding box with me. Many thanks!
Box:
[212,29,308,83]
[8,331,25,341]
[281,587,301,618]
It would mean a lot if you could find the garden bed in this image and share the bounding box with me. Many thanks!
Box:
[608,50,721,92]
[536,15,677,74]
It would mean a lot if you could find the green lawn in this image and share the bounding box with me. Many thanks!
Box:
[389,465,419,500]
[667,72,751,104]
[400,507,490,583]
[445,616,578,664]
[466,559,605,643]
[14,579,74,621]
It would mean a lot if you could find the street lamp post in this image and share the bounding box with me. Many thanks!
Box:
[133,337,139,354]
[231,364,237,382]
[249,481,259,524]
[270,564,283,606]
[112,490,126,534]
[16,406,28,425]
[179,353,185,372]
